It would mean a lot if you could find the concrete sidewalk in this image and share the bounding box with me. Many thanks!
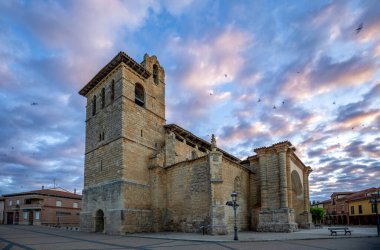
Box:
[126,226,379,242]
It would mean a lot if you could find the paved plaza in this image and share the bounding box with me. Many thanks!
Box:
[0,225,379,249]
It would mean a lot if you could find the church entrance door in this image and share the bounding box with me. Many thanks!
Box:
[95,209,104,232]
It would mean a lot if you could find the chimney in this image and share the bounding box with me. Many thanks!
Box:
[74,188,76,194]
[42,185,44,190]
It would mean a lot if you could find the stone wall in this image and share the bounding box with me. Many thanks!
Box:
[219,157,250,233]
[165,156,211,232]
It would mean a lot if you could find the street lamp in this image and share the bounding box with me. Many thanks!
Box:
[369,190,380,236]
[226,191,239,240]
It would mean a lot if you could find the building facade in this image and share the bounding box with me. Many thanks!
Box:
[0,197,4,224]
[79,52,313,235]
[347,187,379,225]
[2,188,81,227]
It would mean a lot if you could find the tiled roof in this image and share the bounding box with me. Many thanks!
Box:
[2,189,82,200]
[164,124,241,163]
[345,187,378,201]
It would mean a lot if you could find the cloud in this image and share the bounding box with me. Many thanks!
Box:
[166,26,252,91]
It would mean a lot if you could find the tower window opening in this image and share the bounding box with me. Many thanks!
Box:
[101,88,105,109]
[111,80,115,102]
[153,64,159,85]
[135,83,145,107]
[92,95,96,116]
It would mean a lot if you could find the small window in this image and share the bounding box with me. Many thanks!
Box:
[191,151,197,159]
[73,202,78,208]
[135,83,145,107]
[358,205,363,214]
[371,204,377,213]
[100,160,103,171]
[101,88,105,109]
[16,200,20,205]
[35,211,40,220]
[56,200,62,207]
[92,95,97,116]
[9,200,12,206]
[111,80,115,102]
[351,206,355,214]
[153,64,159,84]
[141,130,143,137]
[23,212,28,219]
[234,177,241,194]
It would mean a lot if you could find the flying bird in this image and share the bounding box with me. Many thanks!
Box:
[356,23,363,34]
[282,100,285,105]
[224,74,228,78]
[273,105,276,109]
[258,98,261,103]
[333,101,336,105]
[31,102,39,106]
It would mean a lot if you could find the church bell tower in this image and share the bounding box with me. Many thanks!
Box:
[79,52,165,234]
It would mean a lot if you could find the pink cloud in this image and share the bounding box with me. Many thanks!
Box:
[166,26,252,91]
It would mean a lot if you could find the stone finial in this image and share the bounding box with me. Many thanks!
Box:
[211,134,217,151]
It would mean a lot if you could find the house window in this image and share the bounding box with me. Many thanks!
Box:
[73,202,78,208]
[16,200,20,205]
[358,205,363,214]
[111,80,115,102]
[101,88,105,109]
[135,83,145,107]
[92,95,96,116]
[23,212,28,219]
[351,206,355,214]
[153,64,159,84]
[9,200,12,206]
[35,211,40,220]
[371,204,377,214]
[56,200,62,207]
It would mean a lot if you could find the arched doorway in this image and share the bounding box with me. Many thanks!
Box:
[95,209,104,232]
[291,170,304,224]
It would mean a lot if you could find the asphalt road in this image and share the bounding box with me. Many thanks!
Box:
[0,225,379,250]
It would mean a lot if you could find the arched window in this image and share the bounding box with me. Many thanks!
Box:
[110,80,115,102]
[135,83,145,107]
[153,64,159,85]
[234,176,241,194]
[92,95,96,116]
[101,88,105,109]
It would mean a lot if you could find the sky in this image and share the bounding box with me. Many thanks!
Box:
[0,0,379,202]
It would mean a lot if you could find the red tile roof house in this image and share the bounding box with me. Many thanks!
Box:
[2,188,82,227]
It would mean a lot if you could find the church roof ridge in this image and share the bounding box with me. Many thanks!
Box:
[253,140,292,151]
[79,51,151,96]
[164,123,241,163]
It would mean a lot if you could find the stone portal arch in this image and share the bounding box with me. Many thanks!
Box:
[95,209,104,233]
[291,170,304,224]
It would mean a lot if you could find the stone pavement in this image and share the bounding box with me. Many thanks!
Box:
[0,225,379,250]
[127,226,378,242]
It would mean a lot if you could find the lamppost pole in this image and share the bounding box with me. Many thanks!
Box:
[233,201,238,240]
[226,192,239,241]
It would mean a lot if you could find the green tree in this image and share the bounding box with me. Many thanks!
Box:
[310,207,325,224]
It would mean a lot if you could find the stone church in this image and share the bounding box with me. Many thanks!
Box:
[79,51,313,235]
